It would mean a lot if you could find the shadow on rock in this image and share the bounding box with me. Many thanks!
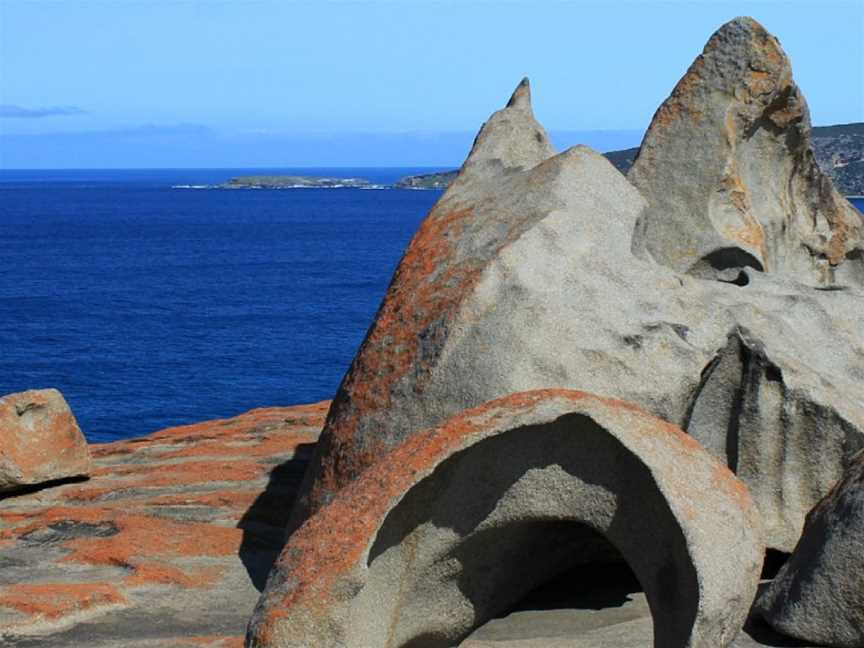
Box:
[238,442,316,591]
[0,475,89,502]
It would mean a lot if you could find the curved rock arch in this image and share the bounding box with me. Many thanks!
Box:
[247,390,763,648]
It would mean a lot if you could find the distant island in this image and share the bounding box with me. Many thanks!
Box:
[221,175,373,189]
[393,170,457,189]
[216,123,863,196]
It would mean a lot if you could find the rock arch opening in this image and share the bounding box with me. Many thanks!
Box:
[364,414,698,648]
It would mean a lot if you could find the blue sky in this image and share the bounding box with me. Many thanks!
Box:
[1,0,862,168]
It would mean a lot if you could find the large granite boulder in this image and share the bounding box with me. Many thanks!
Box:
[0,389,91,493]
[291,57,864,551]
[249,390,764,648]
[755,450,864,647]
[627,17,863,287]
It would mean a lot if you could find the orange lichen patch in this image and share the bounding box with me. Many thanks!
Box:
[87,403,327,464]
[156,432,314,460]
[123,562,223,589]
[91,459,266,488]
[309,203,482,504]
[145,489,259,510]
[142,404,328,443]
[61,514,241,568]
[0,582,127,620]
[0,506,112,541]
[649,55,706,129]
[63,484,124,502]
[826,208,854,266]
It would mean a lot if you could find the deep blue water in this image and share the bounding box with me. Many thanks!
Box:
[1,170,862,442]
[0,168,442,442]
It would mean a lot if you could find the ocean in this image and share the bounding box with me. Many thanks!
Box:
[1,169,862,442]
[0,168,441,442]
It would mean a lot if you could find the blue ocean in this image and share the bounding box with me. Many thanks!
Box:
[1,169,862,442]
[0,169,441,442]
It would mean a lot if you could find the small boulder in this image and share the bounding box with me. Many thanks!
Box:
[755,450,864,648]
[249,390,764,648]
[0,389,91,492]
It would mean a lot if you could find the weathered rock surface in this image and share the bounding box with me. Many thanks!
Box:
[628,17,863,287]
[755,450,864,647]
[0,389,92,493]
[249,390,764,648]
[293,57,864,551]
[0,402,327,647]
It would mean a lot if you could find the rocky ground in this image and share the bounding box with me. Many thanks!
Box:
[0,403,326,647]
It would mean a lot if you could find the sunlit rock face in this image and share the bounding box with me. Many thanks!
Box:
[628,17,863,287]
[291,32,864,553]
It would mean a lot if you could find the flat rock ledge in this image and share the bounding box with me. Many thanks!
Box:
[0,401,328,647]
[248,390,764,648]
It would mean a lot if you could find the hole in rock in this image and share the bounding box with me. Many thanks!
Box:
[760,549,790,580]
[466,552,650,645]
[687,248,764,284]
[366,417,694,648]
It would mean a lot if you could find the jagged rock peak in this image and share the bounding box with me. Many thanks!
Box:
[628,16,863,288]
[506,76,532,109]
[455,77,555,183]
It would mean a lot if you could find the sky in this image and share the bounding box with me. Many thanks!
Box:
[1,0,862,168]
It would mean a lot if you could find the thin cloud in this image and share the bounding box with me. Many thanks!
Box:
[0,104,87,118]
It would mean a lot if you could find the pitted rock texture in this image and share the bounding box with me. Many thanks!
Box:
[627,17,863,287]
[0,402,326,647]
[0,389,92,492]
[755,450,864,648]
[249,390,764,648]
[292,71,864,551]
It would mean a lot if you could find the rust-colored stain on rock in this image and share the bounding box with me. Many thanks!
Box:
[0,401,327,641]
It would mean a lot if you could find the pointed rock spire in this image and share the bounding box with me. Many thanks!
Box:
[454,77,555,185]
[628,16,863,287]
[506,76,532,109]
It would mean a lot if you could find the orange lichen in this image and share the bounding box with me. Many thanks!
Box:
[156,432,313,460]
[145,489,259,510]
[264,389,716,619]
[92,459,266,487]
[649,55,706,129]
[0,583,127,620]
[60,514,241,567]
[123,562,223,589]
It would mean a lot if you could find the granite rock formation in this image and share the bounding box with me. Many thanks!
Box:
[0,389,91,493]
[249,390,763,648]
[627,17,863,286]
[755,450,864,648]
[0,402,326,646]
[292,22,864,552]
